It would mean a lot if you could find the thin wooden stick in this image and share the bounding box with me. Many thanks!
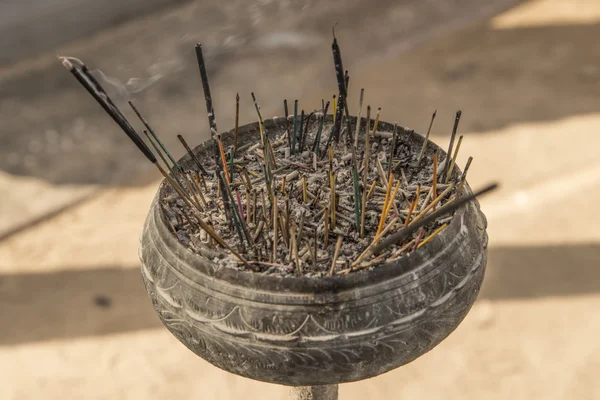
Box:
[442,110,462,178]
[411,183,455,226]
[417,223,448,249]
[417,110,436,163]
[412,228,426,251]
[292,100,298,154]
[366,179,377,200]
[177,134,208,175]
[377,174,394,236]
[404,184,420,228]
[324,208,330,248]
[302,176,308,203]
[234,93,240,152]
[360,106,371,237]
[370,107,381,137]
[272,194,279,261]
[456,156,473,197]
[432,149,438,209]
[388,123,398,179]
[329,236,343,276]
[292,228,301,276]
[218,137,230,183]
[354,88,365,149]
[445,135,464,184]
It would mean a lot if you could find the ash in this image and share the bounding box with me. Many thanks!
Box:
[161,116,463,277]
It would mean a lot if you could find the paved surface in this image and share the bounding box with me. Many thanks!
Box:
[1,0,600,398]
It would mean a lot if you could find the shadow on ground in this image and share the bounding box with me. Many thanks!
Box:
[1,243,598,346]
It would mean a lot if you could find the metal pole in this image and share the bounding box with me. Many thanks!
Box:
[289,385,339,400]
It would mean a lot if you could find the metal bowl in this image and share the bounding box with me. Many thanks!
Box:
[139,117,488,386]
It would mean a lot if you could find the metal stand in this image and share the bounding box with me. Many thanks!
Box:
[289,385,339,400]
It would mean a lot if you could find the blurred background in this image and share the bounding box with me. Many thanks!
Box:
[1,0,599,398]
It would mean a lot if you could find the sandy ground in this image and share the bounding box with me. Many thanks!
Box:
[1,0,600,399]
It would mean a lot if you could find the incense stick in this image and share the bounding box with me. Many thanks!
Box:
[234,93,240,152]
[328,236,343,276]
[442,110,461,178]
[445,135,463,184]
[417,110,436,163]
[177,134,208,175]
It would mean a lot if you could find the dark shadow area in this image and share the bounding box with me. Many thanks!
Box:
[0,267,162,346]
[0,0,521,186]
[1,242,598,346]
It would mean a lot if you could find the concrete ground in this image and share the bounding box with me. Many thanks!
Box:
[1,0,600,398]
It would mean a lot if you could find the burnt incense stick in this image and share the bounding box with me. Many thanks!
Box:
[292,100,299,154]
[388,123,398,179]
[360,105,372,237]
[371,107,381,137]
[193,45,234,221]
[298,110,305,153]
[329,236,343,276]
[283,99,292,151]
[292,228,301,276]
[331,24,346,143]
[372,182,498,254]
[234,93,240,152]
[297,211,306,243]
[332,95,337,124]
[445,135,463,184]
[273,194,279,261]
[312,101,330,155]
[377,174,394,236]
[442,110,462,178]
[354,88,365,149]
[417,110,436,163]
[405,184,421,228]
[351,152,362,232]
[456,156,473,197]
[324,208,330,248]
[195,44,218,138]
[432,149,438,209]
[300,111,315,152]
[177,134,208,175]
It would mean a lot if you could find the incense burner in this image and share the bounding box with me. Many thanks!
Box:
[139,117,488,386]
